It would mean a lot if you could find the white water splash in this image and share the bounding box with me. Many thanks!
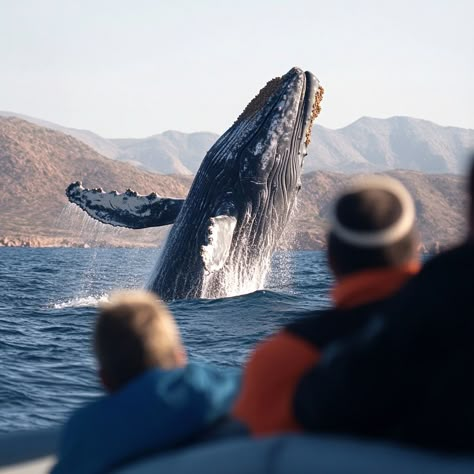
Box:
[268,207,298,292]
[51,293,110,309]
[201,254,272,298]
[54,203,163,303]
[56,203,128,245]
[199,200,298,299]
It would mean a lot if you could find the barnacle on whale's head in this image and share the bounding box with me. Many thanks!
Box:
[236,76,283,123]
[305,85,324,147]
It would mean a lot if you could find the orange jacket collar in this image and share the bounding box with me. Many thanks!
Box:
[332,261,421,309]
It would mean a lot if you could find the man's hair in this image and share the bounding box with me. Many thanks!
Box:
[328,178,418,277]
[95,290,182,390]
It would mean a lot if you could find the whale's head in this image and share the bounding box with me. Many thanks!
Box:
[198,67,323,241]
[236,67,322,190]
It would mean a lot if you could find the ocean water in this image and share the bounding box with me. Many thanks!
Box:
[0,248,332,433]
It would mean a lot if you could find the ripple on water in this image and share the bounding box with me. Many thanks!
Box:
[0,248,331,432]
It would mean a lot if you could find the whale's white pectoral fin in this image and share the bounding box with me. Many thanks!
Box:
[201,215,237,273]
[65,182,185,229]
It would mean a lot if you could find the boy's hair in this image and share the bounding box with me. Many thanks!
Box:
[95,290,182,390]
[328,176,418,277]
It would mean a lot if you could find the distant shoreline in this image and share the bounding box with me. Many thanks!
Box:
[0,238,444,254]
[0,240,158,250]
[0,235,327,251]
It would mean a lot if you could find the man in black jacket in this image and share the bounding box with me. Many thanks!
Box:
[294,158,474,451]
[233,176,420,435]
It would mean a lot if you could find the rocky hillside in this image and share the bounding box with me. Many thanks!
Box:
[0,117,467,251]
[0,111,122,159]
[2,111,472,175]
[0,117,191,247]
[293,170,467,252]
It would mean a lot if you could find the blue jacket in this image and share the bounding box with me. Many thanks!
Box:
[52,363,240,474]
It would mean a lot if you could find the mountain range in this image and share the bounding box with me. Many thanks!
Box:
[1,111,472,175]
[0,117,467,251]
[0,117,191,247]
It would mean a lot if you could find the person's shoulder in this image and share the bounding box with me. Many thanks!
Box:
[62,366,235,434]
[286,303,385,348]
[239,329,320,382]
[182,362,241,391]
[61,394,107,435]
[233,328,320,433]
[58,366,240,467]
[55,393,109,470]
[422,241,474,276]
[378,241,474,325]
[401,241,473,299]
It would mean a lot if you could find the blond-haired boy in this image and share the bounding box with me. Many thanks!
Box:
[53,291,239,474]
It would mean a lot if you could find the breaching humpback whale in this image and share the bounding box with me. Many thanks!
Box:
[66,67,323,300]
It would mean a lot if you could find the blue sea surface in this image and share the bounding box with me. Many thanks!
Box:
[0,248,332,433]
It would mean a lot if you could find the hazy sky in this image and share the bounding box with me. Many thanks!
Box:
[1,0,473,137]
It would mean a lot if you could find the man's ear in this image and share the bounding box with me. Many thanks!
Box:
[175,345,188,367]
